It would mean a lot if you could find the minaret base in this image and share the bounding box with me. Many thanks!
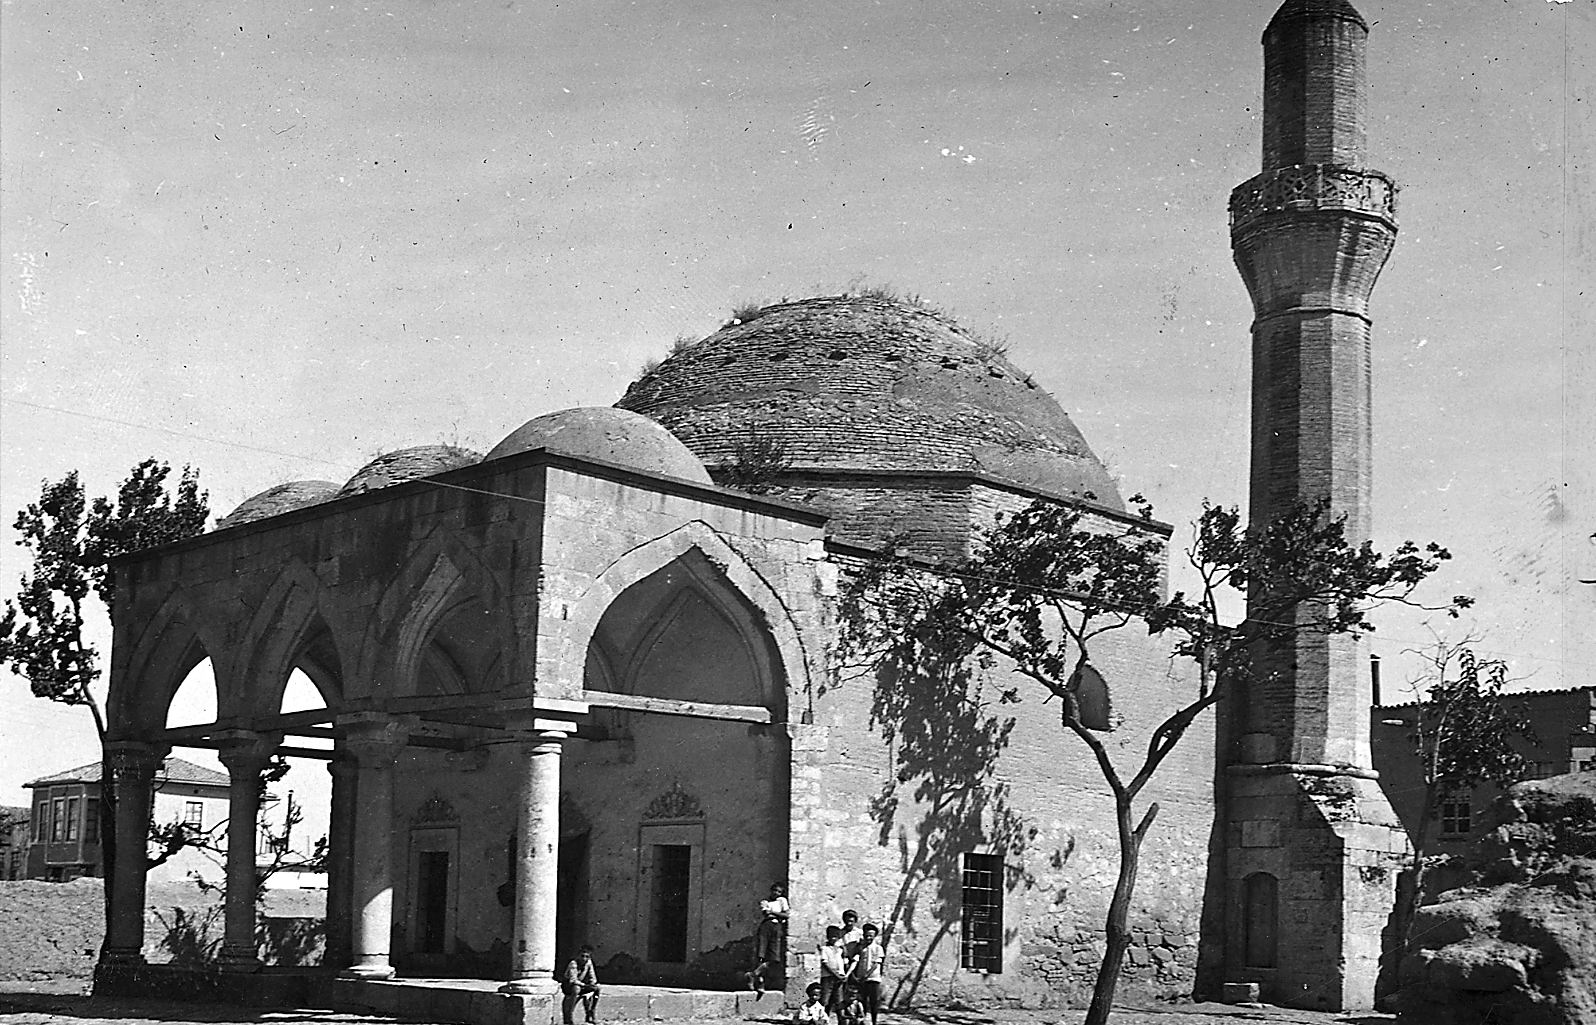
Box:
[1221,765,1409,1010]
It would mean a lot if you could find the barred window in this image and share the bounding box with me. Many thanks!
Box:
[1439,796,1472,836]
[960,852,1004,973]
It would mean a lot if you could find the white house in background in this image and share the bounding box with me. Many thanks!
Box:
[23,756,229,884]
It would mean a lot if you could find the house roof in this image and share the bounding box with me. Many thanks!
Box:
[24,756,229,790]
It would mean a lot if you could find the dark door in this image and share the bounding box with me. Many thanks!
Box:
[648,844,691,962]
[416,850,450,954]
[556,832,590,959]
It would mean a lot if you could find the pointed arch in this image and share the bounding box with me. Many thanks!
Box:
[357,529,518,700]
[236,559,353,718]
[553,521,812,716]
[112,588,227,737]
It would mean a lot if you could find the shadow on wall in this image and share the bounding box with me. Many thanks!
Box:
[856,632,1043,1006]
[152,905,324,967]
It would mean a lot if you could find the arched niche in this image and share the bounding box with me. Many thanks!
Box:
[1243,871,1279,968]
[586,549,785,718]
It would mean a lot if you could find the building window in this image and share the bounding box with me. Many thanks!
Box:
[64,797,80,841]
[960,852,1004,973]
[84,798,99,844]
[184,801,204,830]
[1439,796,1472,836]
[50,798,66,842]
[32,801,46,842]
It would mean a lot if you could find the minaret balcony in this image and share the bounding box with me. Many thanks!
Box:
[1230,164,1398,234]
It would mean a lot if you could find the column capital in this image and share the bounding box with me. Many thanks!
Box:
[216,730,283,774]
[103,740,169,783]
[339,714,414,766]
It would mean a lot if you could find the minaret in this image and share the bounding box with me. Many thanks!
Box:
[1220,0,1408,1010]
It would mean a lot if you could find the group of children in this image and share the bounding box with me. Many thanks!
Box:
[796,909,886,1025]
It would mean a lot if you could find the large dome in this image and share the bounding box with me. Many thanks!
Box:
[616,294,1121,507]
[488,407,713,485]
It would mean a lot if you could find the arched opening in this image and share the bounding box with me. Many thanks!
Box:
[255,668,332,967]
[565,550,791,984]
[1243,871,1279,968]
[1071,663,1112,732]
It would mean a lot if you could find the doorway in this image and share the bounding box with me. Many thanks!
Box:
[415,850,450,954]
[556,831,591,959]
[648,844,692,962]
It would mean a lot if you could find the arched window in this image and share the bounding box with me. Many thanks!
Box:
[1243,872,1278,968]
[1069,663,1112,731]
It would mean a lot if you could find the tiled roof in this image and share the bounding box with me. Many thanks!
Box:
[1374,684,1595,713]
[25,756,229,790]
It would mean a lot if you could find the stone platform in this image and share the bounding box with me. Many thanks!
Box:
[323,978,768,1025]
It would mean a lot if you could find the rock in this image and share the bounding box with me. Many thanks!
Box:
[1395,772,1596,1025]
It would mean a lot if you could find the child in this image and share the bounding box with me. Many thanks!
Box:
[561,945,601,1025]
[836,985,866,1025]
[851,924,886,1025]
[838,909,864,958]
[749,881,789,997]
[818,925,847,1013]
[793,982,828,1025]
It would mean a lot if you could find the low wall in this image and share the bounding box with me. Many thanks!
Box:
[0,878,325,981]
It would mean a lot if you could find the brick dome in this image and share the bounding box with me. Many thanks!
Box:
[218,480,341,530]
[616,294,1122,508]
[488,407,712,485]
[338,445,481,498]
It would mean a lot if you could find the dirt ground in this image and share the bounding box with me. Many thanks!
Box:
[0,982,1393,1025]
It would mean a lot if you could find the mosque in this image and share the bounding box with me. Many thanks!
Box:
[95,0,1410,1016]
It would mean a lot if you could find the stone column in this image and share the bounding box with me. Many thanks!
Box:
[323,749,358,970]
[500,724,576,994]
[340,718,408,980]
[99,741,168,966]
[216,731,282,971]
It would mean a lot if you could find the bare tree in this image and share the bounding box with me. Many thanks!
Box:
[839,496,1469,1024]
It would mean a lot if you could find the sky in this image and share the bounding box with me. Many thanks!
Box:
[1,0,1591,810]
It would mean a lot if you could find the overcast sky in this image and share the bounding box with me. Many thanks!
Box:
[2,0,1590,805]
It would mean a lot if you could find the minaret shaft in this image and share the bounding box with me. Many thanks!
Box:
[1213,1,1411,1013]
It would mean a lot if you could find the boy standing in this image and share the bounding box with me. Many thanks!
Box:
[852,924,886,1025]
[818,925,847,1014]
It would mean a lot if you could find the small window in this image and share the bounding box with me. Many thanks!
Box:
[64,797,80,841]
[960,852,1004,972]
[50,798,66,842]
[32,801,46,842]
[84,798,100,844]
[184,801,204,829]
[1439,796,1472,836]
[1069,663,1112,731]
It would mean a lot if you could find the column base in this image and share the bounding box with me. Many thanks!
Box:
[340,962,397,981]
[499,977,559,996]
[217,945,262,973]
[97,948,146,967]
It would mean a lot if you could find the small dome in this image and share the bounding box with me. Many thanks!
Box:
[338,445,480,498]
[218,480,341,530]
[487,407,712,484]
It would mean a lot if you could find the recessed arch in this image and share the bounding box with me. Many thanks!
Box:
[361,532,517,700]
[239,560,352,718]
[553,521,811,717]
[113,589,226,737]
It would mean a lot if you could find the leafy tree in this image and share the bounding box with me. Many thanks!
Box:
[839,496,1467,1025]
[0,459,207,907]
[1388,640,1532,952]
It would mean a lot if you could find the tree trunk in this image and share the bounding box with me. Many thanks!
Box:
[1085,799,1142,1025]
